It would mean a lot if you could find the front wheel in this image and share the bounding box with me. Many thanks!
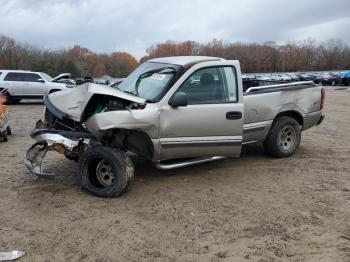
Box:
[263,116,301,158]
[79,145,134,197]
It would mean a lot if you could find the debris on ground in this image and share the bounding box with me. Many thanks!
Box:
[0,250,25,261]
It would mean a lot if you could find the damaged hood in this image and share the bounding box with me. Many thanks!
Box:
[51,73,72,82]
[46,83,146,121]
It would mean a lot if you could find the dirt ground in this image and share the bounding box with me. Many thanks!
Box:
[0,87,349,262]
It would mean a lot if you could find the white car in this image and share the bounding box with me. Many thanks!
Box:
[0,70,69,103]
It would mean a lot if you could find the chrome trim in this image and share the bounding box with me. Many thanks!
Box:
[161,140,241,148]
[245,81,315,93]
[34,133,79,150]
[155,156,226,170]
[242,140,258,145]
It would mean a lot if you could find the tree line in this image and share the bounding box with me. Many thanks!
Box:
[1,34,350,78]
[141,39,350,73]
[0,35,138,78]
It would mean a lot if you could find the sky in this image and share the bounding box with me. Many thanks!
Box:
[0,0,349,59]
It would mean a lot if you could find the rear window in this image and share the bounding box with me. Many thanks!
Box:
[4,72,23,81]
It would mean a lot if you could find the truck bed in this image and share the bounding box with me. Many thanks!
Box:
[242,81,323,144]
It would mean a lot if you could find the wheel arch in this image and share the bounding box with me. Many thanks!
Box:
[274,110,304,127]
[101,128,154,161]
[49,89,62,94]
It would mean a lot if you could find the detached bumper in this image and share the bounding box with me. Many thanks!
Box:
[24,127,92,178]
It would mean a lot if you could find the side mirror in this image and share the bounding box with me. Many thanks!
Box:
[169,92,188,107]
[37,78,45,83]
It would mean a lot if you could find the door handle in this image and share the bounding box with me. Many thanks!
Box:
[226,111,242,120]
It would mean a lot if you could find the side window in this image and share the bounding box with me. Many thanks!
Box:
[4,72,23,81]
[23,73,43,82]
[176,66,238,105]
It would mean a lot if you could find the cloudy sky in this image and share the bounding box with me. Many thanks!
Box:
[1,0,349,59]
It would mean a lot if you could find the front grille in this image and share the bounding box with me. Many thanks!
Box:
[44,108,83,131]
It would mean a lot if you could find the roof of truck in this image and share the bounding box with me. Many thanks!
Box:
[148,56,225,67]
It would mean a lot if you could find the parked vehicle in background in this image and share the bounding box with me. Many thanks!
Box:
[321,72,339,86]
[298,73,316,82]
[255,75,271,81]
[286,73,300,81]
[339,71,350,86]
[0,70,70,103]
[75,76,94,85]
[24,56,325,197]
[51,73,76,86]
[269,74,291,82]
[279,74,292,82]
[269,74,282,81]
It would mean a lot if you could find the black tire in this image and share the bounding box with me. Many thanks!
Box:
[1,131,8,142]
[11,98,21,103]
[6,125,12,135]
[4,92,12,105]
[79,145,134,197]
[263,116,301,158]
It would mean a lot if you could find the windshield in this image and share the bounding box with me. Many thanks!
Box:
[41,72,53,81]
[117,62,181,102]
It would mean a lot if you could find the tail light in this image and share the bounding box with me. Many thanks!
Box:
[320,88,325,110]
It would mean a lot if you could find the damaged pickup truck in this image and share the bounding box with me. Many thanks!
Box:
[24,56,325,197]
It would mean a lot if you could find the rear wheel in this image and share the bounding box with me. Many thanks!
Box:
[11,98,21,103]
[4,92,12,105]
[263,116,301,158]
[79,145,134,197]
[6,125,12,135]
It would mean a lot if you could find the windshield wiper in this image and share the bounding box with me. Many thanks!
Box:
[115,86,137,96]
[123,90,137,96]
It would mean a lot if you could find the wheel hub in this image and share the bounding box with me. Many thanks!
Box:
[278,126,296,151]
[96,160,115,186]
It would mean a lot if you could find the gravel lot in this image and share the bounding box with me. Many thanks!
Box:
[0,87,349,262]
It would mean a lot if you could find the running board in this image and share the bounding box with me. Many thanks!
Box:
[155,156,226,170]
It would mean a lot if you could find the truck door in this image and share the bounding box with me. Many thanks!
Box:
[22,73,47,96]
[159,62,244,160]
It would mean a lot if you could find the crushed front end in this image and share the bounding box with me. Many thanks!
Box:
[24,120,93,178]
[24,83,149,178]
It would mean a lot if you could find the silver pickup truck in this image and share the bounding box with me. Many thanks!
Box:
[25,56,325,197]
